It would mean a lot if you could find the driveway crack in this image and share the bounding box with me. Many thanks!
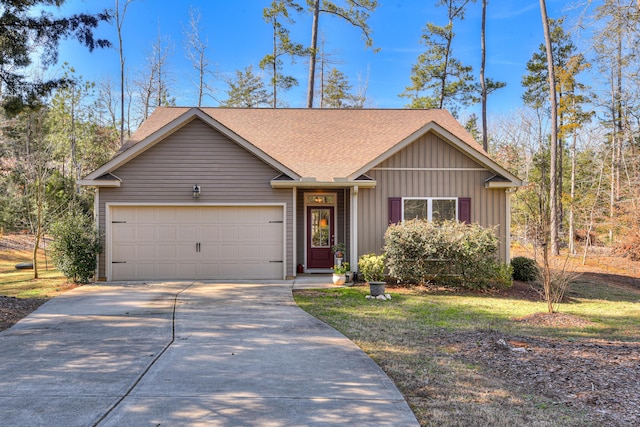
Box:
[92,282,195,427]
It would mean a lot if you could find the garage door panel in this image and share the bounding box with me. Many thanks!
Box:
[219,226,238,240]
[114,225,136,242]
[156,263,177,279]
[113,263,135,280]
[177,225,198,242]
[136,245,157,260]
[219,208,239,223]
[261,225,282,241]
[113,244,136,261]
[238,225,260,241]
[157,244,177,259]
[157,225,177,241]
[111,206,284,281]
[136,225,156,241]
[200,225,219,240]
[260,243,282,259]
[220,244,239,259]
[176,244,196,260]
[177,263,198,278]
[156,208,177,223]
[197,263,219,278]
[177,208,199,223]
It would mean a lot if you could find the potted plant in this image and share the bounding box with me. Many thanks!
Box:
[332,262,350,286]
[331,243,346,261]
[358,253,386,296]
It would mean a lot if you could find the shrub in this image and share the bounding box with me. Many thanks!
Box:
[510,256,539,282]
[384,219,512,290]
[358,253,386,282]
[49,210,101,283]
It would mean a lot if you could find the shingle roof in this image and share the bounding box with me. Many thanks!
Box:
[118,107,486,182]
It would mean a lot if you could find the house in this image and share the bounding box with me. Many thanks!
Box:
[79,108,522,282]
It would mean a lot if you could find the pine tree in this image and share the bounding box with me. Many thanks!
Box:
[221,66,270,108]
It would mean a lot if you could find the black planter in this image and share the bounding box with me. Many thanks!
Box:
[368,282,386,296]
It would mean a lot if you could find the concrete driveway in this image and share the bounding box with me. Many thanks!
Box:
[0,281,419,426]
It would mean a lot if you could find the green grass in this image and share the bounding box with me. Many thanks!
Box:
[294,280,640,426]
[0,249,71,298]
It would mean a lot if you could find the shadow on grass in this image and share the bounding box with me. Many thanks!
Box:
[293,286,640,342]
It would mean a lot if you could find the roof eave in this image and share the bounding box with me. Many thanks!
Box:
[271,179,377,189]
[77,179,121,187]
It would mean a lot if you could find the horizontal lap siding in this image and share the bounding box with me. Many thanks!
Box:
[98,118,293,279]
[358,132,508,261]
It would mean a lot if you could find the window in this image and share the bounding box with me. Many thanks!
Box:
[403,198,457,222]
[306,195,334,205]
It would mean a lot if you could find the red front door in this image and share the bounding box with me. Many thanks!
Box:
[307,206,334,269]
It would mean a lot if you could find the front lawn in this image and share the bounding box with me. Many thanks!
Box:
[0,248,71,298]
[294,272,640,426]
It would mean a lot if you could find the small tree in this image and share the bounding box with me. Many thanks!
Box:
[49,210,101,283]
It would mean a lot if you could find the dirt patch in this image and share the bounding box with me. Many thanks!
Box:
[515,312,596,328]
[0,296,47,332]
[0,233,50,251]
[439,330,640,426]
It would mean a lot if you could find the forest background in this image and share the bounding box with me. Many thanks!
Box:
[1,0,639,273]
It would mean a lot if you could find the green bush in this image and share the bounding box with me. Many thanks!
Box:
[510,256,539,282]
[358,253,386,282]
[384,219,512,290]
[49,210,101,283]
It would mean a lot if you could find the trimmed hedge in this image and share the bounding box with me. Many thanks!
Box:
[384,219,512,290]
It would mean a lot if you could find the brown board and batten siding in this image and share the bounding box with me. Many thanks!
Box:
[97,118,294,279]
[357,131,509,260]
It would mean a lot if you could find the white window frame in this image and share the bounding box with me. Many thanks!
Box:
[402,197,458,222]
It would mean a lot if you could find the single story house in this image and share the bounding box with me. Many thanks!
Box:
[80,107,522,281]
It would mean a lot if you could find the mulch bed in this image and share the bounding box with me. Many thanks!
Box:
[438,329,640,426]
[0,296,47,332]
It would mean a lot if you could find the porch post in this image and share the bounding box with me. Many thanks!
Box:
[505,188,513,262]
[350,185,359,272]
[292,187,297,277]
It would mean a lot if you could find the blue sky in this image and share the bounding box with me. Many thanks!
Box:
[51,0,579,117]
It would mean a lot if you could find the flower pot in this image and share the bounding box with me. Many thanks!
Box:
[332,273,346,286]
[368,281,386,296]
[345,271,353,283]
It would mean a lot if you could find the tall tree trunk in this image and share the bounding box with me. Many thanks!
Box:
[480,0,488,151]
[569,128,577,254]
[539,0,560,255]
[306,0,320,108]
[272,17,278,108]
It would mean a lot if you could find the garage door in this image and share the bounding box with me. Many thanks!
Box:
[109,206,284,281]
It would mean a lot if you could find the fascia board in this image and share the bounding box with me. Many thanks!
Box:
[77,179,121,187]
[271,180,377,189]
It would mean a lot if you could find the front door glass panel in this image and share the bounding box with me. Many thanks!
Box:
[310,208,330,248]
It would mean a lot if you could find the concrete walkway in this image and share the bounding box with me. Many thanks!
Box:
[0,281,419,426]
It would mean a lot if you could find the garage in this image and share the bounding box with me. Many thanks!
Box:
[108,205,285,281]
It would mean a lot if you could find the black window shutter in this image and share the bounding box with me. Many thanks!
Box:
[458,197,471,223]
[388,197,402,225]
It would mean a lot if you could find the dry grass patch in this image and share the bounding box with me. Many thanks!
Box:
[294,275,640,426]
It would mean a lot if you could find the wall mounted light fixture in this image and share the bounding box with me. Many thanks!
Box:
[193,184,201,198]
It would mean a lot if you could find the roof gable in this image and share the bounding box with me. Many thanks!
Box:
[83,107,522,188]
[83,108,299,182]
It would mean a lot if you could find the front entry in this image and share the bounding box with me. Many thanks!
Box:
[306,206,335,269]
